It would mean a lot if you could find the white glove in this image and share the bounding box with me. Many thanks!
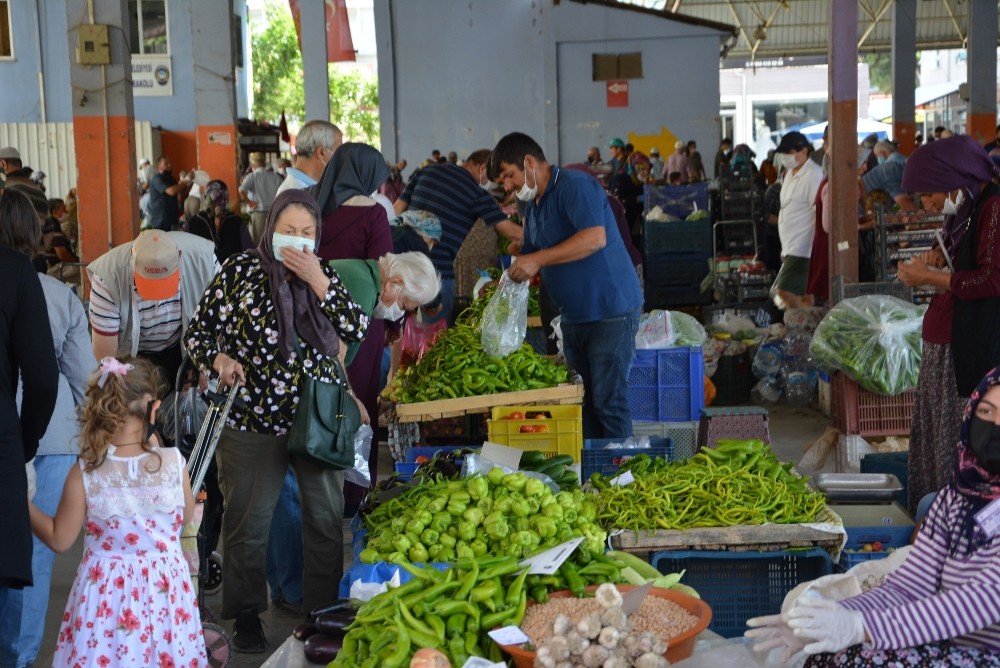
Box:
[786,597,866,655]
[745,614,807,663]
[26,459,37,502]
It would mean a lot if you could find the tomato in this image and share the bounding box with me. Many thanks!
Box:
[506,411,525,420]
[871,541,883,552]
[414,456,430,464]
[519,424,549,433]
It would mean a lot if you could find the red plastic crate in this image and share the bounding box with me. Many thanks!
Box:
[830,372,915,437]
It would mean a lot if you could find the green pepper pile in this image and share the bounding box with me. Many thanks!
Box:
[382,300,568,403]
[331,556,528,667]
[592,439,826,531]
[809,295,926,395]
[359,468,605,565]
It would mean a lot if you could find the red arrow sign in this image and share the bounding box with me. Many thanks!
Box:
[607,79,629,107]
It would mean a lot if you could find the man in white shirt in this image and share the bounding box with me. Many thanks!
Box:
[277,120,343,195]
[238,153,283,244]
[772,131,824,309]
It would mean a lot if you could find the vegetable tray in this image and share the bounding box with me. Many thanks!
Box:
[609,504,846,554]
[393,383,583,422]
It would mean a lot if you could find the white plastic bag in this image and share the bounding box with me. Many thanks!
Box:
[345,424,373,487]
[481,269,529,357]
[636,310,675,349]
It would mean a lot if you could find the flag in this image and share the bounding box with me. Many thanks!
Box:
[279,111,290,144]
[288,0,356,63]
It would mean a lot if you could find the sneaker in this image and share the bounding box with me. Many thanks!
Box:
[232,608,268,653]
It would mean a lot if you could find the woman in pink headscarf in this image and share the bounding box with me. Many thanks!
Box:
[897,135,1000,515]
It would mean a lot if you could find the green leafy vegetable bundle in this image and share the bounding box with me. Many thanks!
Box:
[809,295,926,395]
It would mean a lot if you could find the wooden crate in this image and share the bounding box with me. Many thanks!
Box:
[393,383,584,422]
[609,505,845,555]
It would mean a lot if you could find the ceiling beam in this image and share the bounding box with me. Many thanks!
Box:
[857,0,892,48]
[942,0,967,48]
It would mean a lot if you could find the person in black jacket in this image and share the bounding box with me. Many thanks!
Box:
[0,188,59,598]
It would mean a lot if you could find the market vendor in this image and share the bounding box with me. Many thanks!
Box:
[487,132,643,439]
[746,365,1000,667]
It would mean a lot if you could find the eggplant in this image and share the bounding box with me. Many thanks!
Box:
[293,622,319,641]
[315,610,355,635]
[309,598,354,618]
[303,633,343,664]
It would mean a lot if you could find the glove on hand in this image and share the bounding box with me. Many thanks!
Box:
[786,597,866,655]
[745,614,808,662]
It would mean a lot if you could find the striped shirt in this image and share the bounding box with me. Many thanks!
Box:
[398,163,507,279]
[840,486,1000,652]
[89,273,183,353]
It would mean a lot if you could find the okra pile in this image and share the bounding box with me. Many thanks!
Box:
[330,556,528,667]
[359,467,606,568]
[591,439,826,531]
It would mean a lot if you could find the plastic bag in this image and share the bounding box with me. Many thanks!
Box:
[345,424,373,487]
[809,295,926,395]
[481,269,529,357]
[670,310,707,346]
[636,310,674,348]
[399,311,447,368]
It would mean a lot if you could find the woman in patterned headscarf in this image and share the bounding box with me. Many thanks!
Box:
[749,366,1000,667]
[897,136,1000,516]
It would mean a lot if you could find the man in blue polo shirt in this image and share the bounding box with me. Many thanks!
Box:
[394,149,522,322]
[488,132,643,438]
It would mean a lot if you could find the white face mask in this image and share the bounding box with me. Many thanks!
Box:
[942,189,965,216]
[515,164,537,202]
[780,153,799,171]
[271,232,311,262]
[373,283,406,321]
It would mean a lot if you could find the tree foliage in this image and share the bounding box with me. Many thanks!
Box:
[250,1,380,147]
[863,53,892,94]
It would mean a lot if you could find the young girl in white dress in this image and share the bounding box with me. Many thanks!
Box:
[29,356,206,667]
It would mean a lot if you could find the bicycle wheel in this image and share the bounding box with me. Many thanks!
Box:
[203,622,233,668]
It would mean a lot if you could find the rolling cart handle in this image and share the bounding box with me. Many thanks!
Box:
[187,380,242,494]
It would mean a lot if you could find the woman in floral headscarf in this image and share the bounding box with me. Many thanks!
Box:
[897,136,1000,516]
[748,366,1000,667]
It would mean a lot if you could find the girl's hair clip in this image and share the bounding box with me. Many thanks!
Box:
[97,357,134,388]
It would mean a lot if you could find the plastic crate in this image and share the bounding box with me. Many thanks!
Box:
[487,405,583,462]
[643,182,710,218]
[829,503,913,570]
[830,277,913,306]
[817,370,832,417]
[644,285,712,309]
[404,445,476,463]
[643,218,712,255]
[627,348,705,422]
[633,420,699,460]
[711,351,753,406]
[831,372,916,437]
[645,252,712,288]
[703,302,782,329]
[581,437,673,480]
[835,434,875,473]
[652,548,832,638]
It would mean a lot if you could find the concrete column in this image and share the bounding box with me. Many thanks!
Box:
[66,0,138,262]
[891,0,917,155]
[301,1,330,122]
[966,0,998,143]
[828,0,859,285]
[190,4,238,194]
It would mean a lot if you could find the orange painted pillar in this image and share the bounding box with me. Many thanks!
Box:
[966,0,998,144]
[191,6,238,196]
[67,0,138,264]
[891,0,917,156]
[828,0,859,286]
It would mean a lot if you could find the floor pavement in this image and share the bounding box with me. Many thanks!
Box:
[33,403,832,667]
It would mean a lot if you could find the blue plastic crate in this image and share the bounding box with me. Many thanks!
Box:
[644,218,712,255]
[645,252,712,288]
[830,503,913,571]
[394,462,420,477]
[651,548,833,638]
[643,182,710,218]
[627,347,705,422]
[581,437,673,480]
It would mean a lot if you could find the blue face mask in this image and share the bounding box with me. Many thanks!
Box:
[271,232,312,262]
[877,155,886,166]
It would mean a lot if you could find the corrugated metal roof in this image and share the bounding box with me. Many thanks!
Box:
[613,0,1000,59]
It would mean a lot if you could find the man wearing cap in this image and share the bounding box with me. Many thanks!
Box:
[648,148,664,182]
[86,230,218,388]
[148,155,194,232]
[239,152,284,244]
[607,137,626,176]
[772,130,824,309]
[664,141,690,184]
